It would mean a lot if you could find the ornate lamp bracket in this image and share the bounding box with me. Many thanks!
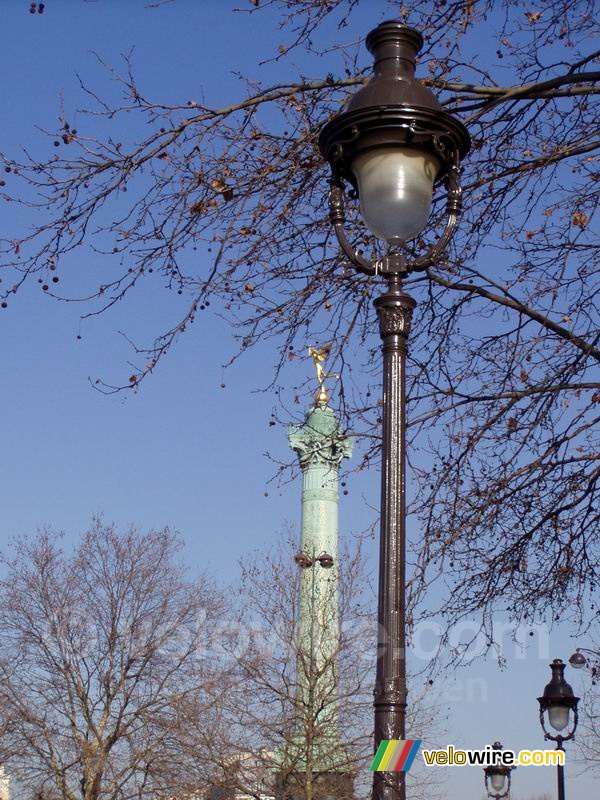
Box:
[484,773,512,800]
[538,705,579,745]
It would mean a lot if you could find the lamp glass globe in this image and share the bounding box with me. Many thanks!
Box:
[548,704,570,732]
[351,147,440,244]
[490,772,507,793]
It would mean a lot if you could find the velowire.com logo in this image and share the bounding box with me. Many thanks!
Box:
[370,740,422,773]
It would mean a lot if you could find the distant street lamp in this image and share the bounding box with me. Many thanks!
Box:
[568,647,599,681]
[483,742,514,800]
[319,18,470,800]
[537,659,579,800]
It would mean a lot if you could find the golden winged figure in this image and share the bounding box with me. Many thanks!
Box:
[309,344,335,404]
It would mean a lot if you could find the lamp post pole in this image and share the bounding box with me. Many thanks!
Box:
[373,276,415,800]
[556,742,565,800]
[318,20,470,800]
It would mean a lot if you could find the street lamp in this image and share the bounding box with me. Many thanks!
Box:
[537,659,579,800]
[568,647,599,681]
[484,742,514,800]
[318,19,470,800]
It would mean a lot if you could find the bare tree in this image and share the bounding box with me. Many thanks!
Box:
[576,690,600,771]
[1,0,599,629]
[0,521,228,800]
[210,534,445,800]
[571,645,600,775]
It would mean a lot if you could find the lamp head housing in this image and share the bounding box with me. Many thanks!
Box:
[319,20,470,191]
[537,658,580,740]
[538,659,580,712]
[568,650,588,669]
[483,743,513,799]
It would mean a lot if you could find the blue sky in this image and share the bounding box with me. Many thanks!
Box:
[0,2,596,798]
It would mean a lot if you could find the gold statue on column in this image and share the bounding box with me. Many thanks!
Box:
[309,344,335,405]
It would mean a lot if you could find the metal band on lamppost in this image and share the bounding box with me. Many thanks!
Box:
[319,20,470,800]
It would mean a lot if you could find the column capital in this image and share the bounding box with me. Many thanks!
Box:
[289,404,353,470]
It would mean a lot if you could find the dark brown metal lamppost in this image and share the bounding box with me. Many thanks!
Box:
[318,20,470,800]
[538,659,579,800]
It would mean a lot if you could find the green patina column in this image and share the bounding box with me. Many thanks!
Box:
[277,379,353,799]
